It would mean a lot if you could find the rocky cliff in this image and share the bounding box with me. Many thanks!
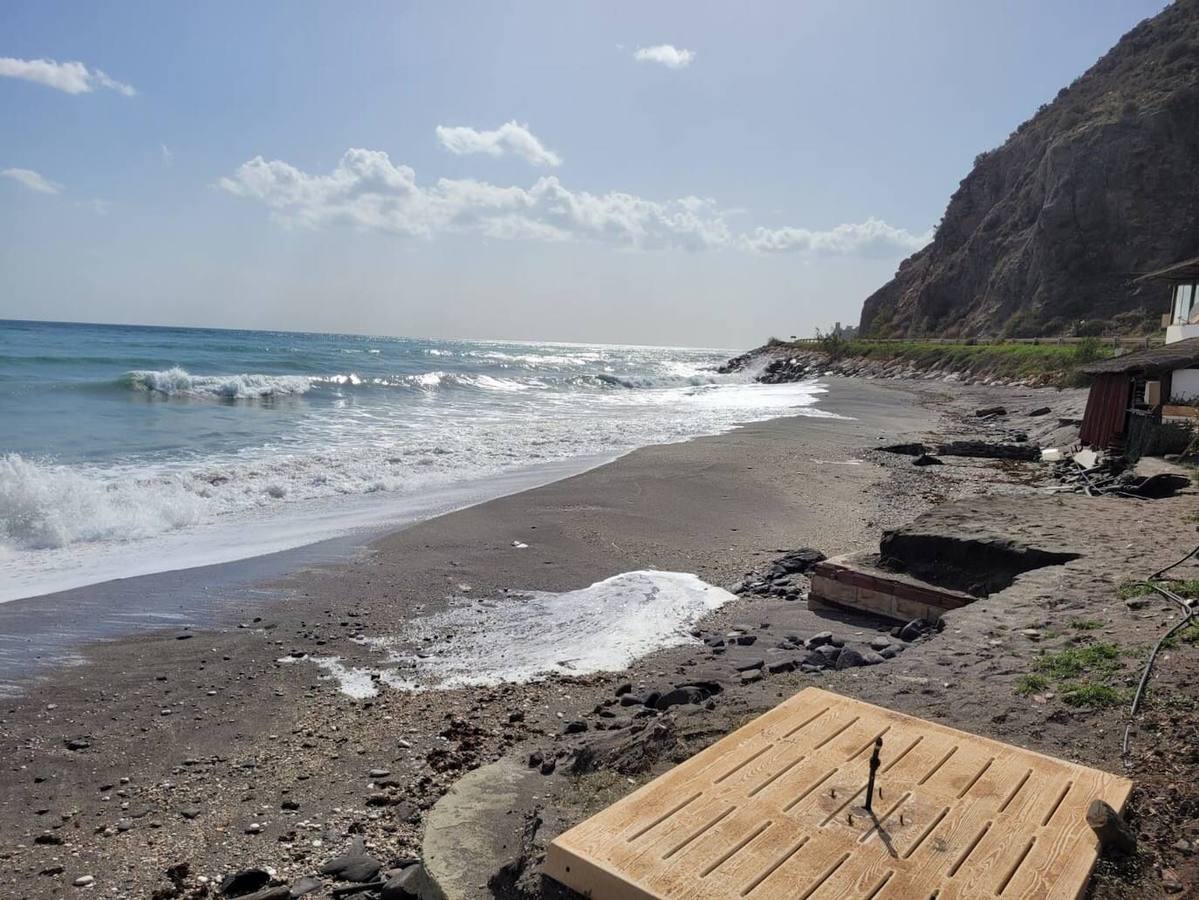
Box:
[860,0,1199,338]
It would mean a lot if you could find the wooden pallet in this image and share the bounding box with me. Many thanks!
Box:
[546,688,1131,899]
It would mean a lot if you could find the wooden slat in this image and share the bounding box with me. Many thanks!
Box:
[546,688,1132,900]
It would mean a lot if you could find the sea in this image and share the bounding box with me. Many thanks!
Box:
[0,319,831,604]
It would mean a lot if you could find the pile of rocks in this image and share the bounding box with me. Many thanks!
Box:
[734,548,826,601]
[724,348,1057,388]
[215,837,439,899]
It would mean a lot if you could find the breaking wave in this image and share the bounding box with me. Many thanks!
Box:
[595,372,725,389]
[117,368,542,399]
[0,454,206,551]
[121,368,314,399]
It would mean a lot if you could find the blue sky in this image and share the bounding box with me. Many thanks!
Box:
[0,0,1169,347]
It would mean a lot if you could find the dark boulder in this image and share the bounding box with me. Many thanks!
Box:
[766,548,826,578]
[320,838,383,883]
[380,863,438,900]
[835,648,868,669]
[814,645,841,664]
[655,686,707,709]
[766,655,799,674]
[899,619,931,642]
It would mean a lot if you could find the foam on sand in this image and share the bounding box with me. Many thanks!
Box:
[307,571,734,696]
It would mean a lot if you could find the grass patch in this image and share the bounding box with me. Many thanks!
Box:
[1015,673,1051,696]
[1162,623,1199,650]
[1116,580,1150,599]
[1069,619,1104,631]
[1164,580,1199,599]
[1016,641,1127,706]
[1118,579,1199,602]
[1060,682,1123,708]
[1033,642,1121,679]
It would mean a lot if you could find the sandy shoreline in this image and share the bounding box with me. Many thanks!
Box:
[2,375,1195,899]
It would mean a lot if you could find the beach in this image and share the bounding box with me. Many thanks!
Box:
[2,375,1195,899]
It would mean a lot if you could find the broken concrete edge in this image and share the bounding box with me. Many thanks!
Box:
[810,552,974,624]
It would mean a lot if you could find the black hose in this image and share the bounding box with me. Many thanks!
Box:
[1121,583,1197,760]
[1150,539,1199,581]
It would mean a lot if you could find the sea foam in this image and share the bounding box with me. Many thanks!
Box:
[306,571,734,695]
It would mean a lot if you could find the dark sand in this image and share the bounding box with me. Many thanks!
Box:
[2,376,1196,899]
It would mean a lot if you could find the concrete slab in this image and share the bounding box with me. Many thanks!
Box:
[423,756,538,900]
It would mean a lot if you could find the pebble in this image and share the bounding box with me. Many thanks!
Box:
[73,875,94,887]
[1162,867,1185,893]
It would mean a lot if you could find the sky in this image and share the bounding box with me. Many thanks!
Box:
[0,0,1171,348]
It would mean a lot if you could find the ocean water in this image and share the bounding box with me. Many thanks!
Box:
[0,320,832,602]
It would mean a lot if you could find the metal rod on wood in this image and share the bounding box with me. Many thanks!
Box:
[865,737,883,813]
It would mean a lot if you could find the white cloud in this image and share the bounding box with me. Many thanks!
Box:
[436,121,562,168]
[740,218,934,256]
[2,167,63,194]
[161,144,174,163]
[633,44,696,69]
[0,57,135,96]
[219,148,929,258]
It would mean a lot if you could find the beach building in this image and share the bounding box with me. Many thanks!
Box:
[1080,256,1199,453]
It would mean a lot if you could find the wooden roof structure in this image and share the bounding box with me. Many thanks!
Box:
[1082,336,1199,375]
[546,687,1131,900]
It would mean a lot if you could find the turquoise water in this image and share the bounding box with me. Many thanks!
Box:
[0,319,830,600]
